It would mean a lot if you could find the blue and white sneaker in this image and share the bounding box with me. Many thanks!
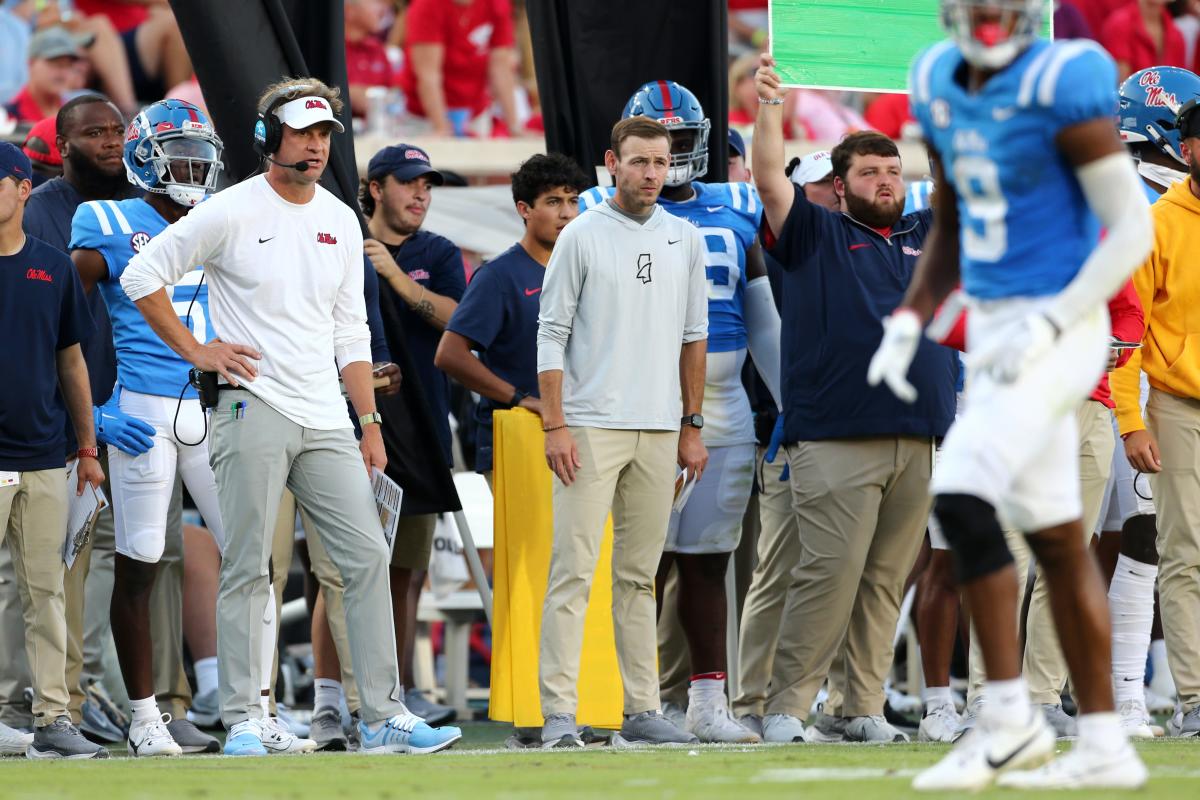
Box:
[358,713,462,755]
[223,720,267,756]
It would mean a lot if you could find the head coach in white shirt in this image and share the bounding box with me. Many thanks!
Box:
[536,116,709,748]
[119,78,460,756]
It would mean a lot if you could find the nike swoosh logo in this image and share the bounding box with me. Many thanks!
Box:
[985,729,1043,770]
[993,106,1016,121]
[668,239,681,245]
[849,243,870,251]
[524,287,541,296]
[706,206,724,212]
[258,237,274,244]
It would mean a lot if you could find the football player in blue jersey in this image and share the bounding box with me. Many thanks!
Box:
[581,81,781,743]
[867,0,1154,789]
[69,100,313,758]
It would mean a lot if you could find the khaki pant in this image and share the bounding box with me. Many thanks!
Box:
[540,427,678,717]
[0,468,70,725]
[732,448,801,717]
[765,437,932,719]
[270,489,361,713]
[1023,400,1114,705]
[209,389,402,726]
[1146,388,1200,711]
[967,529,1033,703]
[0,537,32,727]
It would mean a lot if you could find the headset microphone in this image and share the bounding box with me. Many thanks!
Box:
[263,153,310,172]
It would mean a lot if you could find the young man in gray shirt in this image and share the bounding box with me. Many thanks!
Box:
[536,116,709,747]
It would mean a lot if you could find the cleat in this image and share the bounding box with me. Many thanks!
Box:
[918,703,961,743]
[128,713,182,757]
[997,738,1148,789]
[762,713,808,743]
[1117,697,1161,739]
[260,716,317,754]
[913,711,1054,791]
[685,698,760,743]
[359,713,461,754]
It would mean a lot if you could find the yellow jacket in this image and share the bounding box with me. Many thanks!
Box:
[1113,178,1200,435]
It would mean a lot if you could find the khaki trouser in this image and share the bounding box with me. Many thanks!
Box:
[1146,388,1200,711]
[0,538,33,727]
[765,437,932,719]
[1023,400,1114,705]
[209,389,403,726]
[967,529,1033,703]
[732,448,801,717]
[270,489,361,713]
[540,427,678,717]
[0,468,70,725]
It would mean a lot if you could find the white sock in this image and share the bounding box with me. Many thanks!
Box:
[922,686,954,710]
[1077,711,1126,754]
[194,656,218,698]
[259,693,270,716]
[687,676,726,708]
[130,696,160,724]
[260,586,278,711]
[313,679,344,712]
[983,677,1033,728]
[1108,555,1157,704]
[1149,638,1176,697]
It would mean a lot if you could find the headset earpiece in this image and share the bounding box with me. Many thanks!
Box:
[253,81,318,156]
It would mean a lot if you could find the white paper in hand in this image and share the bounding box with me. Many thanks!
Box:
[371,467,403,558]
[63,460,108,569]
[673,467,700,514]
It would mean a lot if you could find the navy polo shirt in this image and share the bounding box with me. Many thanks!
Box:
[0,235,95,471]
[380,230,466,462]
[770,184,956,444]
[445,243,543,473]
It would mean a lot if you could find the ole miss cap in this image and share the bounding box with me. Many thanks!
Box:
[274,95,345,134]
[728,129,747,157]
[0,142,33,183]
[791,149,834,186]
[367,144,444,185]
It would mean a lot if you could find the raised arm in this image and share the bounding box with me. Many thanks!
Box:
[751,53,793,237]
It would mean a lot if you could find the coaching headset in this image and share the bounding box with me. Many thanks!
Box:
[253,81,320,171]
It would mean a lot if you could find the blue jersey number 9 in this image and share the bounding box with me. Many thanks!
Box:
[700,227,741,301]
[953,154,1009,262]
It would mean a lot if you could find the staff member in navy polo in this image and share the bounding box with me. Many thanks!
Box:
[360,143,465,721]
[751,55,958,745]
[434,152,590,483]
[0,142,107,760]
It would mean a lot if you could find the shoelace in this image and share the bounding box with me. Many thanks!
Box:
[140,714,175,746]
[387,713,421,734]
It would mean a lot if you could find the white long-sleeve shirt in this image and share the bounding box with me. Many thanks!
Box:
[122,175,370,430]
[537,200,708,430]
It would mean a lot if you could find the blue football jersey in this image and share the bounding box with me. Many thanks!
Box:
[70,198,213,399]
[909,38,1118,300]
[578,181,762,352]
[906,180,935,214]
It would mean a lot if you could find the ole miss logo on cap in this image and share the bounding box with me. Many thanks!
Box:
[405,149,429,162]
[306,99,328,110]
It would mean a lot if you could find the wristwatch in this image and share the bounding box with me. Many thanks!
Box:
[76,447,99,459]
[681,414,704,430]
[510,389,529,408]
[358,412,383,428]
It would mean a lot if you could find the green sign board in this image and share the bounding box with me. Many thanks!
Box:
[769,0,1053,93]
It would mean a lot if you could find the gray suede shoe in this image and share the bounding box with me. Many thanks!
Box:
[614,710,698,747]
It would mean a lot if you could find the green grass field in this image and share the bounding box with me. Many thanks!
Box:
[1,723,1196,799]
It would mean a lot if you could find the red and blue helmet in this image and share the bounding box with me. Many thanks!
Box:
[1119,66,1200,166]
[124,99,223,207]
[622,80,710,187]
[940,0,1044,70]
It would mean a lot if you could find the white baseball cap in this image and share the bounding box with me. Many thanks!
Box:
[275,95,345,133]
[790,150,833,186]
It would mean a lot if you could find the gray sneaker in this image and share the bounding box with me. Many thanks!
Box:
[737,713,763,738]
[27,717,109,760]
[1167,705,1200,737]
[806,712,847,743]
[661,700,687,729]
[186,688,220,729]
[405,688,456,726]
[541,713,583,748]
[1040,703,1077,738]
[309,706,348,751]
[844,715,909,743]
[614,710,699,747]
[166,717,219,754]
[79,698,125,743]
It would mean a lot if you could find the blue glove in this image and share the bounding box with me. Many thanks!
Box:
[94,393,156,456]
[764,414,789,483]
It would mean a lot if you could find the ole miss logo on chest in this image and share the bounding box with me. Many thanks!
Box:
[316,232,338,245]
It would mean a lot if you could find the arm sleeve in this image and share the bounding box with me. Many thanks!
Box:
[333,224,372,371]
[536,226,584,372]
[58,257,95,351]
[1111,250,1158,436]
[1107,279,1145,370]
[362,253,391,363]
[682,226,709,344]
[744,275,781,409]
[122,198,225,302]
[405,0,444,44]
[768,182,832,270]
[491,0,515,46]
[446,265,504,349]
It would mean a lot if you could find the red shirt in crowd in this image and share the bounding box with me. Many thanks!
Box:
[1100,3,1187,74]
[1066,0,1133,40]
[346,35,398,95]
[864,93,913,140]
[73,0,148,33]
[399,0,514,118]
[5,86,52,123]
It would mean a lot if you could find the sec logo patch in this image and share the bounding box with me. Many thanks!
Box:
[130,232,152,252]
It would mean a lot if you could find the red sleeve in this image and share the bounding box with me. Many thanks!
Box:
[1098,15,1131,65]
[1107,279,1145,370]
[938,308,968,353]
[405,0,445,45]
[491,0,515,47]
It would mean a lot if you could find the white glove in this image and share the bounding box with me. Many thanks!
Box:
[867,308,922,403]
[967,312,1058,384]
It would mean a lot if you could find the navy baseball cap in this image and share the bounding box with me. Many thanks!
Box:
[0,142,32,183]
[728,129,746,158]
[367,144,444,185]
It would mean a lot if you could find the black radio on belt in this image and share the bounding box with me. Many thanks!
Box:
[190,368,220,410]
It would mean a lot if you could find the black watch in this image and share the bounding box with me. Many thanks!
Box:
[681,413,704,430]
[510,389,529,408]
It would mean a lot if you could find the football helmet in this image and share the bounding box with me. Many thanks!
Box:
[124,99,224,207]
[1119,66,1200,165]
[940,0,1044,70]
[623,80,710,186]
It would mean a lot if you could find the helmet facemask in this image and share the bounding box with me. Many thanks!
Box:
[941,0,1043,70]
[663,120,710,187]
